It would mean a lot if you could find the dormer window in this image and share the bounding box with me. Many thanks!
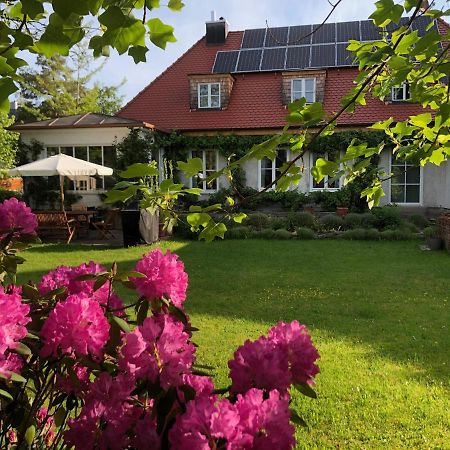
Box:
[291,78,316,103]
[198,83,221,109]
[392,84,410,102]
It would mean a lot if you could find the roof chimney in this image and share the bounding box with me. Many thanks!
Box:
[206,13,229,45]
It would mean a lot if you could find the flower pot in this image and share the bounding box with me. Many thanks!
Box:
[303,206,316,215]
[336,207,349,217]
[426,237,442,251]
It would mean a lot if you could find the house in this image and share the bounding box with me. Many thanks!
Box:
[10,113,153,206]
[116,14,450,212]
[10,14,450,212]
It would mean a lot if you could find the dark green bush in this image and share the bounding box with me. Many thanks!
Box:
[286,212,315,230]
[243,213,270,231]
[319,214,344,231]
[296,227,316,240]
[408,214,429,229]
[371,206,402,230]
[270,217,288,230]
[226,226,252,239]
[423,226,438,239]
[273,229,292,240]
[365,228,381,240]
[0,189,23,202]
[173,218,196,240]
[398,221,419,234]
[251,229,276,239]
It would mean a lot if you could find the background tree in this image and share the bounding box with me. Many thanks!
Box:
[17,51,124,121]
[0,112,19,175]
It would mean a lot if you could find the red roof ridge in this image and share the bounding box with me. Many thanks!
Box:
[117,32,242,118]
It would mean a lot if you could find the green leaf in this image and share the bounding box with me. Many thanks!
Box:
[370,117,394,131]
[14,342,31,356]
[24,425,35,447]
[0,77,18,112]
[199,221,227,241]
[35,23,71,57]
[232,213,247,224]
[120,162,159,178]
[0,389,13,401]
[111,315,131,333]
[53,0,90,18]
[168,0,184,10]
[147,18,177,49]
[104,21,146,54]
[99,6,135,28]
[369,0,404,27]
[187,212,211,230]
[8,372,27,383]
[290,409,309,427]
[128,45,148,63]
[146,0,161,7]
[21,0,44,18]
[310,158,339,183]
[293,383,318,399]
[410,113,433,128]
[177,158,203,177]
[53,406,67,428]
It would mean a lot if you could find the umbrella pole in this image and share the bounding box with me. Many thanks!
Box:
[59,175,65,212]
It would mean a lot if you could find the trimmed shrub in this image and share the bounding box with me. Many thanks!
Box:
[244,212,270,231]
[343,212,377,230]
[341,228,380,240]
[320,214,344,231]
[273,229,292,240]
[398,221,419,234]
[296,227,316,240]
[226,226,252,239]
[286,212,315,230]
[371,206,401,230]
[270,217,288,230]
[423,225,438,239]
[250,229,276,239]
[365,228,381,240]
[408,214,429,229]
[380,229,415,240]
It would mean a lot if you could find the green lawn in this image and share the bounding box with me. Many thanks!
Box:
[19,240,450,449]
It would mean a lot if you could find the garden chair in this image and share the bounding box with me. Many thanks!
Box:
[35,211,76,244]
[91,209,120,240]
[70,203,89,237]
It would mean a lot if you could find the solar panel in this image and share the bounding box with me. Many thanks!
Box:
[311,44,336,67]
[265,27,289,47]
[360,20,382,41]
[336,21,361,42]
[311,22,336,44]
[213,51,239,73]
[285,46,310,70]
[261,47,286,70]
[336,43,355,66]
[412,15,434,36]
[288,25,312,45]
[236,49,263,71]
[241,29,266,48]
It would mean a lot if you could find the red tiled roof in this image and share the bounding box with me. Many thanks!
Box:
[118,29,432,132]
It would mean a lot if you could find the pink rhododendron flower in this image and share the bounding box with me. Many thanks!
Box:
[0,198,37,236]
[133,412,160,450]
[169,395,242,449]
[229,321,319,395]
[182,374,215,397]
[56,363,90,396]
[0,353,23,379]
[0,286,30,355]
[65,373,145,450]
[119,314,195,389]
[235,389,295,450]
[40,294,110,359]
[267,321,320,386]
[7,429,17,444]
[38,262,124,314]
[229,337,291,394]
[131,249,188,307]
[37,408,56,447]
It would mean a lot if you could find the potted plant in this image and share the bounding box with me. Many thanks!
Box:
[336,190,351,216]
[423,225,442,250]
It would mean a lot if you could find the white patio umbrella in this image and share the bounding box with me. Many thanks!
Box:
[9,153,114,211]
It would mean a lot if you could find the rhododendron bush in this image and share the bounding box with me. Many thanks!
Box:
[0,199,320,449]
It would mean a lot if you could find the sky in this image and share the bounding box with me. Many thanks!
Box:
[40,0,450,105]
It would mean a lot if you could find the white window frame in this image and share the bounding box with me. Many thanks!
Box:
[257,149,290,191]
[291,78,316,103]
[309,152,341,192]
[44,145,115,192]
[389,155,422,205]
[198,82,221,109]
[391,84,410,102]
[189,150,219,193]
